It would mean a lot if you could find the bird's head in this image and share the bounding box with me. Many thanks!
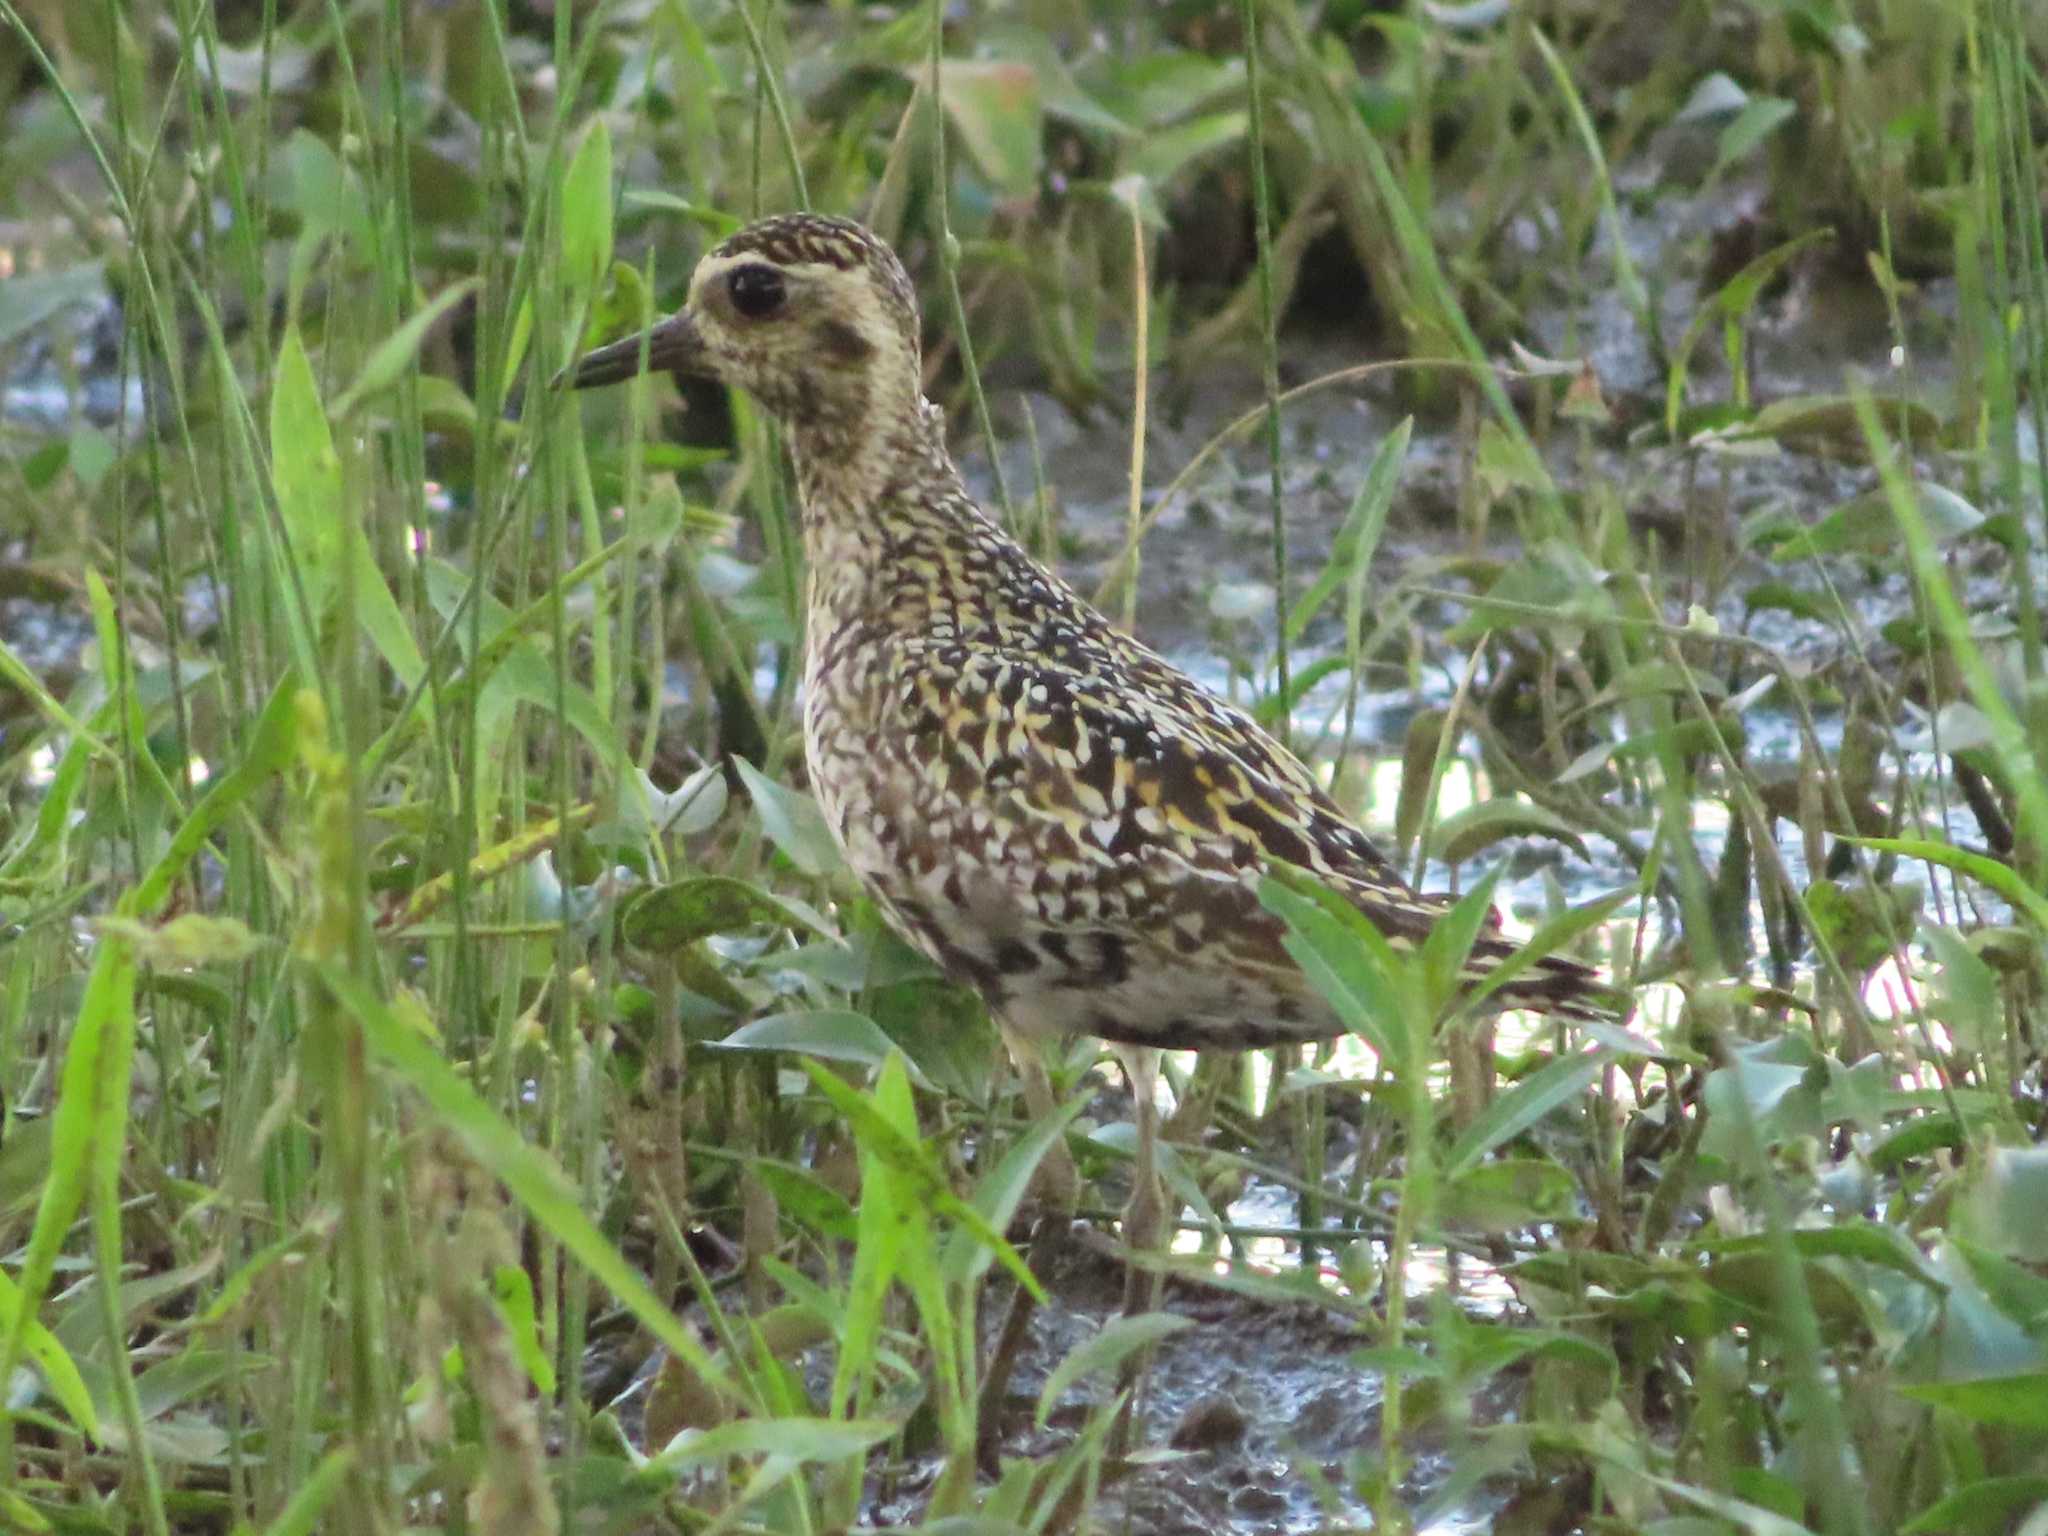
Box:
[566,213,925,456]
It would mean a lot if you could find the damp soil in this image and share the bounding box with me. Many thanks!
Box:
[0,163,2018,1535]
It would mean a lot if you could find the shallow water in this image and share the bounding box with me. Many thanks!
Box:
[1,156,2019,1536]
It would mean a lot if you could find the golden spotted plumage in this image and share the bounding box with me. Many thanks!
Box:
[571,212,1613,1053]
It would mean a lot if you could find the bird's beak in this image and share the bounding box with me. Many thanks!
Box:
[560,310,708,389]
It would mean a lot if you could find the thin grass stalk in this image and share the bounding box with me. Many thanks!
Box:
[1120,200,1148,634]
[319,636,395,1531]
[89,960,171,1536]
[1239,0,1290,745]
[1982,0,2048,866]
[183,0,271,383]
[733,0,809,207]
[1021,393,1056,566]
[538,0,580,1447]
[924,0,1015,525]
[1985,9,2045,648]
[546,20,626,1447]
[1528,28,1657,365]
[1406,642,1486,890]
[1092,357,1501,611]
[463,0,537,1126]
[84,28,177,1524]
[1264,0,1562,544]
[1856,389,2048,870]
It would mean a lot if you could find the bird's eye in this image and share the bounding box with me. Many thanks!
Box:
[727,265,786,319]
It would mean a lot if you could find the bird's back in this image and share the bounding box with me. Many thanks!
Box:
[799,453,1609,1049]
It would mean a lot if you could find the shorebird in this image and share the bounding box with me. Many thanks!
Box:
[566,212,1614,1290]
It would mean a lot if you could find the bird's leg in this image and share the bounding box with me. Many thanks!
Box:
[977,1030,1080,1466]
[1163,1050,1229,1150]
[1116,1045,1169,1319]
[1007,1031,1081,1215]
[1109,1045,1172,1458]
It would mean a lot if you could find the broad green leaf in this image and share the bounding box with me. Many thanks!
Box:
[1895,1374,2048,1430]
[652,1415,897,1468]
[1420,864,1504,1012]
[257,1448,355,1536]
[560,119,614,301]
[1975,1145,2048,1263]
[1749,394,1943,444]
[827,1053,918,1417]
[333,278,481,419]
[1258,867,1414,1068]
[1086,1119,1217,1239]
[1444,1048,1607,1177]
[0,1267,99,1441]
[1700,1037,1821,1159]
[490,1265,556,1395]
[1426,799,1590,864]
[754,1165,857,1242]
[1712,96,1796,181]
[937,60,1042,198]
[1804,877,1921,972]
[0,939,134,1437]
[1848,836,2048,932]
[1036,1313,1192,1425]
[1676,72,1750,121]
[1449,540,1612,638]
[944,1091,1090,1289]
[0,634,114,760]
[131,676,301,915]
[1770,484,1983,561]
[1560,716,1747,784]
[1636,1472,1826,1536]
[620,875,823,952]
[1441,1157,1578,1232]
[980,25,1131,137]
[1901,1477,2048,1536]
[1743,581,1839,624]
[1128,110,1246,185]
[1106,50,1240,126]
[1922,924,1999,1055]
[270,325,347,622]
[281,129,373,266]
[1664,229,1831,439]
[713,1010,929,1086]
[1582,659,1728,710]
[56,426,112,488]
[733,758,843,877]
[1947,1241,2048,1348]
[1394,707,1451,857]
[1473,418,1549,498]
[1287,417,1410,641]
[1695,1225,1944,1289]
[801,1060,1043,1303]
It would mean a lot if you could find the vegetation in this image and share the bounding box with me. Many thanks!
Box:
[0,1,2044,1533]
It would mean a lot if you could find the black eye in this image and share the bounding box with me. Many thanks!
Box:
[727,264,786,319]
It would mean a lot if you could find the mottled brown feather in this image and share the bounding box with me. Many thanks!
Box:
[583,213,1619,1049]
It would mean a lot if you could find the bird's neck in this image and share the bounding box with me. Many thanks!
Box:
[788,394,977,560]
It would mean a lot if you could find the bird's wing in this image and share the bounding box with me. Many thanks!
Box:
[851,639,1610,1042]
[854,644,1405,1027]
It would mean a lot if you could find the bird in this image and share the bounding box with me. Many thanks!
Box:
[566,212,1616,1297]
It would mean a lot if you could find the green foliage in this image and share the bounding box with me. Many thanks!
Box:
[0,1,2043,1533]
